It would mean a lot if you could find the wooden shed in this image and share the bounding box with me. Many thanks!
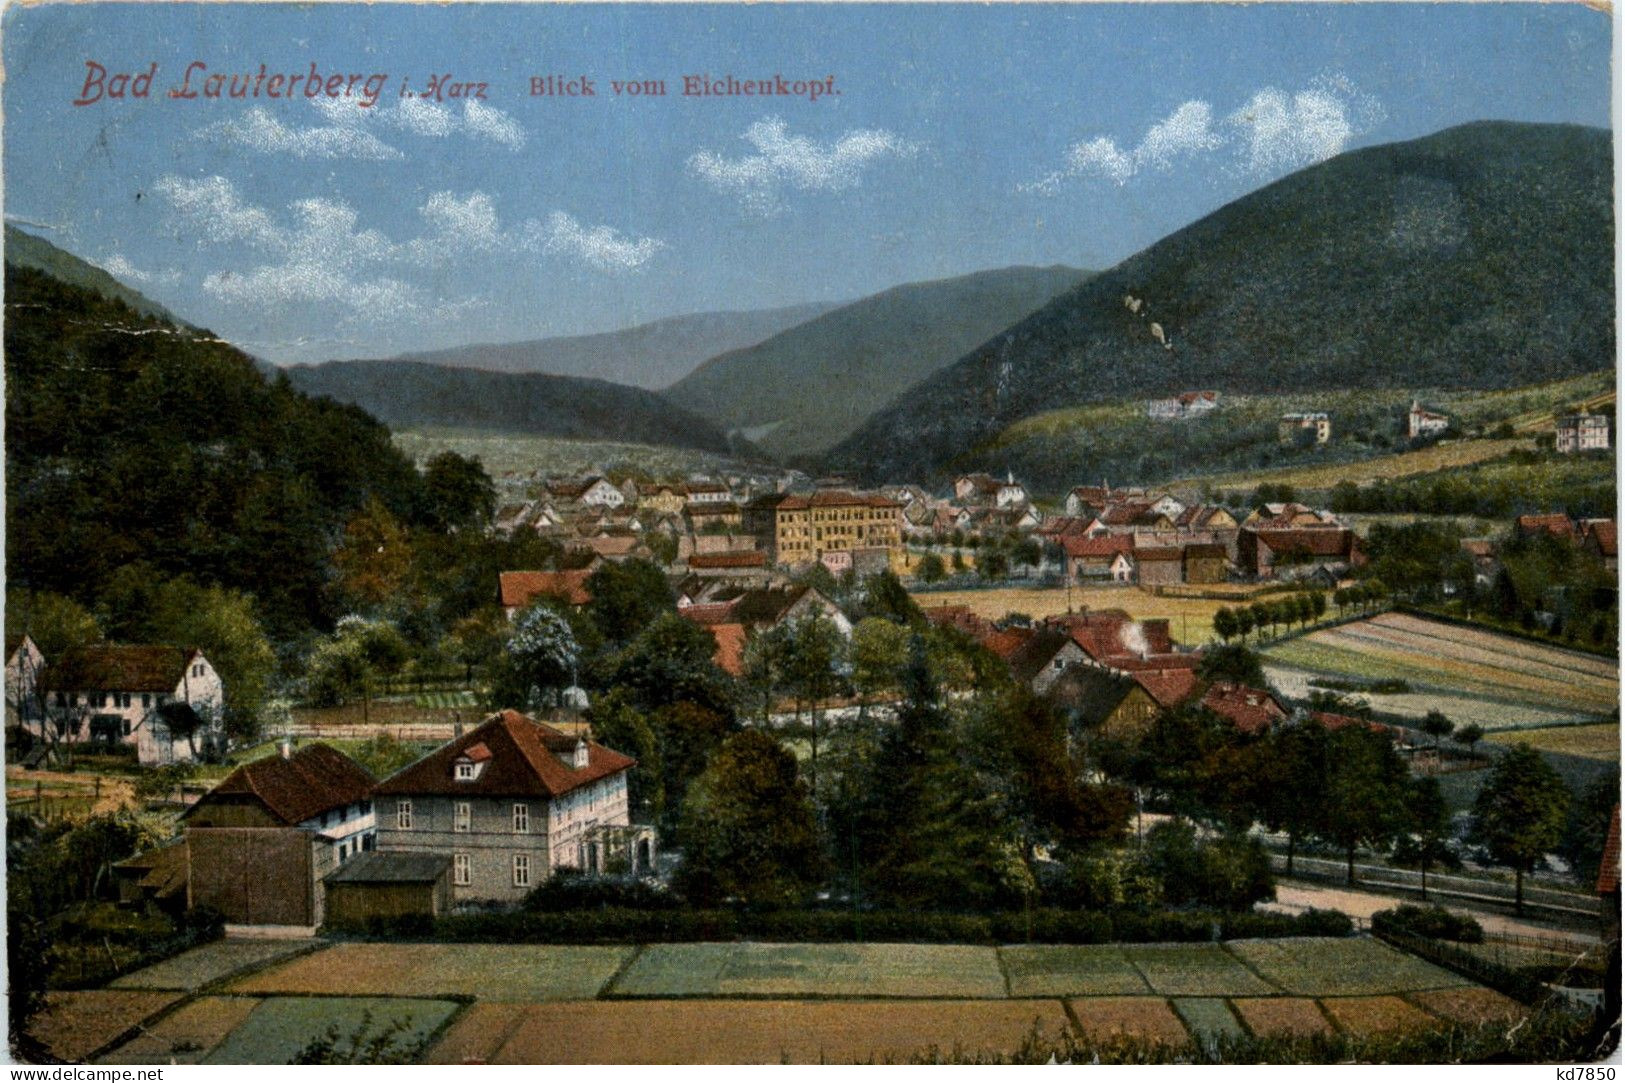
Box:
[323,851,453,925]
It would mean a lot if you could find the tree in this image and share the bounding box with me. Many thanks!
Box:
[1196,642,1266,688]
[1420,709,1454,766]
[331,499,414,612]
[418,451,496,534]
[740,624,789,727]
[1319,724,1412,884]
[444,606,508,683]
[856,571,923,626]
[584,559,674,648]
[1256,720,1331,875]
[782,615,849,802]
[5,589,101,658]
[586,690,664,826]
[1212,607,1237,643]
[849,617,908,718]
[602,612,735,721]
[1454,722,1485,760]
[1559,777,1619,889]
[1407,775,1452,899]
[915,553,947,583]
[674,730,824,906]
[503,604,580,708]
[1233,606,1255,642]
[1471,743,1571,913]
[306,616,410,723]
[146,579,276,745]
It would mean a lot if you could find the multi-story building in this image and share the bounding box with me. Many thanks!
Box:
[1556,413,1611,454]
[1279,412,1332,446]
[372,709,652,905]
[1407,400,1450,439]
[744,490,902,567]
[38,644,224,764]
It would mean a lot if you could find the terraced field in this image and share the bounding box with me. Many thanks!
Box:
[1484,723,1619,762]
[49,935,1525,1064]
[1263,613,1618,730]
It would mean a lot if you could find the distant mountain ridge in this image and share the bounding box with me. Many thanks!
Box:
[370,302,843,389]
[4,225,184,326]
[282,359,740,454]
[666,265,1090,459]
[824,122,1614,486]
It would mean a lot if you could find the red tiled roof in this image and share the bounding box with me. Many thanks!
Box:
[706,623,748,677]
[1584,520,1617,558]
[374,710,634,799]
[1062,535,1134,559]
[463,743,492,763]
[981,627,1034,661]
[1310,711,1394,737]
[1201,683,1286,736]
[499,570,593,608]
[689,551,767,569]
[188,743,375,826]
[1251,528,1359,557]
[1132,668,1200,708]
[1134,546,1183,562]
[678,602,738,626]
[1597,805,1620,895]
[1516,513,1575,538]
[45,644,201,692]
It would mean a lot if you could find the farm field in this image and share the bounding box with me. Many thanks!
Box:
[1484,723,1620,762]
[61,935,1516,1064]
[393,427,749,481]
[1262,612,1618,730]
[111,939,318,992]
[910,585,1230,646]
[1174,437,1531,494]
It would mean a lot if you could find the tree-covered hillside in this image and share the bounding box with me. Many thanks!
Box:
[826,122,1614,484]
[5,264,423,637]
[283,359,741,454]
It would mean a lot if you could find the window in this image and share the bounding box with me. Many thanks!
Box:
[362,832,375,852]
[454,801,471,833]
[397,799,413,830]
[121,719,131,736]
[512,854,531,887]
[454,853,471,886]
[338,842,348,861]
[512,803,529,833]
[455,762,475,781]
[142,693,151,709]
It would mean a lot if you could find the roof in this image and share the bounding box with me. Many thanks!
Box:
[1062,535,1134,559]
[1045,667,1145,727]
[44,644,200,692]
[188,743,375,826]
[1310,711,1393,737]
[1598,805,1620,895]
[678,602,739,626]
[981,627,1032,662]
[705,623,748,677]
[1131,668,1200,709]
[374,710,634,799]
[1202,683,1286,736]
[1584,520,1617,558]
[1249,528,1358,557]
[1516,513,1574,538]
[689,550,767,569]
[687,501,741,516]
[324,851,453,885]
[113,838,189,899]
[499,569,593,608]
[1133,546,1183,562]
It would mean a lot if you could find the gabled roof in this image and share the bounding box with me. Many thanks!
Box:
[1515,513,1574,538]
[187,743,375,826]
[45,644,201,692]
[1201,683,1286,736]
[499,569,593,608]
[1045,666,1146,727]
[1583,520,1617,558]
[374,710,634,799]
[689,550,767,569]
[1133,546,1183,563]
[1249,528,1359,557]
[1131,668,1200,709]
[705,623,748,677]
[1062,535,1135,559]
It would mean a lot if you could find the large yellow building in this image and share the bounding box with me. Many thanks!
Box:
[744,490,903,567]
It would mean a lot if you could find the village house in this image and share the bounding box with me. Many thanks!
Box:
[1127,667,1201,711]
[1407,400,1450,439]
[685,480,733,506]
[1279,412,1332,446]
[1147,390,1219,420]
[1515,513,1576,542]
[686,501,743,534]
[682,584,853,638]
[744,490,902,568]
[39,645,225,765]
[1581,520,1618,571]
[953,472,1028,509]
[638,483,688,518]
[5,634,45,731]
[1065,484,1146,518]
[499,569,594,618]
[1133,546,1184,587]
[1182,543,1230,585]
[1063,535,1136,583]
[548,476,625,509]
[185,742,377,928]
[1556,413,1611,454]
[985,626,1088,695]
[1201,683,1289,736]
[1046,667,1160,741]
[372,710,652,905]
[1459,539,1501,588]
[1237,526,1364,581]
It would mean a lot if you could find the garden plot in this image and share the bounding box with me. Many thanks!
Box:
[1226,938,1466,997]
[1170,998,1246,1043]
[474,999,1076,1064]
[1120,944,1277,997]
[1372,613,1618,681]
[110,939,317,992]
[1485,722,1620,762]
[1229,997,1332,1038]
[609,942,1007,999]
[26,990,182,1063]
[1066,997,1190,1045]
[1320,995,1437,1035]
[1406,987,1527,1026]
[228,942,634,1001]
[999,945,1153,997]
[98,996,261,1064]
[201,996,460,1064]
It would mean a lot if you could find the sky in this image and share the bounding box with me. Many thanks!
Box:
[2,2,1612,367]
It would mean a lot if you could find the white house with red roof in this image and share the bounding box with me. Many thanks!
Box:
[38,644,224,764]
[372,710,651,903]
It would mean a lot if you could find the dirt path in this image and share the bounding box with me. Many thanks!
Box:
[1264,880,1600,943]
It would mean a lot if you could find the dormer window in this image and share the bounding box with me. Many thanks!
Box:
[455,762,477,781]
[454,742,492,781]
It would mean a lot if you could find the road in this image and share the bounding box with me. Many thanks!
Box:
[1263,879,1601,943]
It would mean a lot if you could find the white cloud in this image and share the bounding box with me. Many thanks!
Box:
[1026,77,1382,193]
[688,117,921,214]
[152,175,284,246]
[197,107,404,160]
[310,95,527,150]
[93,253,180,288]
[541,211,665,271]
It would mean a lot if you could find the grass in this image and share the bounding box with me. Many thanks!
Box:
[1120,944,1277,997]
[110,940,316,993]
[393,427,752,481]
[96,997,261,1065]
[27,990,182,1063]
[1065,997,1192,1045]
[1319,995,1437,1035]
[201,996,460,1064]
[229,943,635,1001]
[1224,938,1465,997]
[910,585,1232,646]
[1483,723,1620,761]
[1177,438,1533,494]
[1406,987,1528,1026]
[999,945,1152,997]
[1229,997,1333,1038]
[1171,997,1248,1042]
[609,942,1008,999]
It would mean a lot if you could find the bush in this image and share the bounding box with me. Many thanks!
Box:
[1371,905,1483,943]
[523,874,681,912]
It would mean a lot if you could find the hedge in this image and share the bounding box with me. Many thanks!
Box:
[327,905,1353,945]
[1370,904,1484,944]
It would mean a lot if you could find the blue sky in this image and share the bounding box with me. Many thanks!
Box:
[3,3,1611,367]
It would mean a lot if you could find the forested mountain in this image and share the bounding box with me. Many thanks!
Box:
[379,301,841,389]
[282,360,740,453]
[4,264,423,637]
[5,225,185,326]
[666,265,1089,458]
[824,122,1614,486]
